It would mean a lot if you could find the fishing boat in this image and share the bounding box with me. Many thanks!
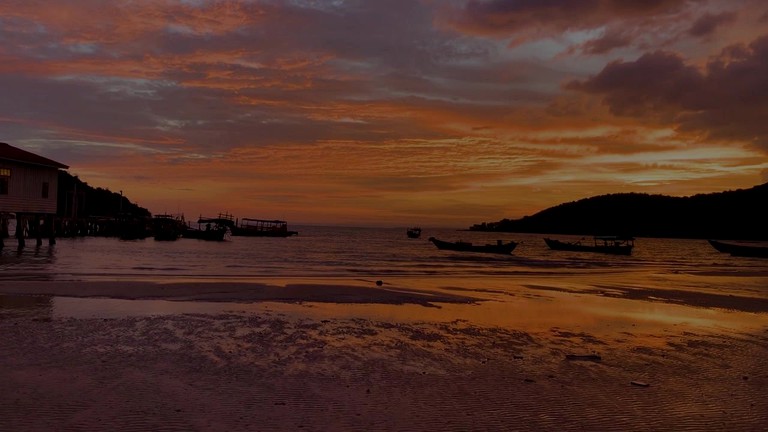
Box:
[204,213,298,237]
[116,215,151,240]
[543,236,634,255]
[232,218,298,237]
[152,214,184,241]
[182,216,228,241]
[708,239,768,258]
[406,227,422,239]
[428,237,517,255]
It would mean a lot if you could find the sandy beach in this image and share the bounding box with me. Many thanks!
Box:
[2,276,768,431]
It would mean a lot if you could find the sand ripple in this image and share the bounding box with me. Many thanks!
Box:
[1,310,767,431]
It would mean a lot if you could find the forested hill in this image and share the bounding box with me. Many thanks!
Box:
[470,182,768,240]
[57,171,151,219]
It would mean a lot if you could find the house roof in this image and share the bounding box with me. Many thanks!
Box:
[0,142,69,169]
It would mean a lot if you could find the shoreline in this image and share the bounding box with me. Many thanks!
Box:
[0,279,480,307]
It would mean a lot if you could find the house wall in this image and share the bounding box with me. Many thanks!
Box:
[0,161,60,214]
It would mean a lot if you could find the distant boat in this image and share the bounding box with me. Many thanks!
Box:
[544,236,634,255]
[182,217,228,241]
[117,216,150,240]
[202,213,298,237]
[232,218,297,237]
[428,237,517,255]
[152,214,184,241]
[406,227,422,239]
[708,239,768,258]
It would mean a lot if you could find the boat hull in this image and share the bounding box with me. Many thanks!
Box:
[428,237,517,255]
[708,239,768,258]
[544,238,633,255]
[183,228,227,241]
[406,228,421,239]
[152,215,184,241]
[230,227,298,237]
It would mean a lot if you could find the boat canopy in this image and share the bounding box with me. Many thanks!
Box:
[594,235,635,241]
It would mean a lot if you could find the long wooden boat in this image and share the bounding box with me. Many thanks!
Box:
[231,218,298,237]
[204,213,298,237]
[428,237,517,255]
[152,214,184,241]
[708,239,768,258]
[181,216,229,241]
[544,236,634,255]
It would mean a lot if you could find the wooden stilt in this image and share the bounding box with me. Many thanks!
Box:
[36,216,43,247]
[16,215,25,249]
[49,216,56,245]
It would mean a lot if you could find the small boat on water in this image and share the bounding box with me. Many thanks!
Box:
[428,237,517,255]
[182,216,228,241]
[708,239,768,258]
[152,214,184,241]
[207,213,298,237]
[232,218,298,237]
[544,236,634,255]
[406,227,422,239]
[117,216,150,240]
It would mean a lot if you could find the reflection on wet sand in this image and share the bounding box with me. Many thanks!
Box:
[1,276,768,431]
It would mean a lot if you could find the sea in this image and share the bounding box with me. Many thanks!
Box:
[1,226,766,284]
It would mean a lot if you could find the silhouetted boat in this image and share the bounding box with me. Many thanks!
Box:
[194,213,298,237]
[428,237,517,255]
[544,236,634,255]
[182,217,228,241]
[152,214,184,241]
[232,218,297,237]
[406,227,422,239]
[708,239,768,258]
[116,215,150,240]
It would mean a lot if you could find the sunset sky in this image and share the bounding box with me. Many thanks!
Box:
[2,0,767,227]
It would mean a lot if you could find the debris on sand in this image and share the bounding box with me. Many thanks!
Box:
[565,354,602,361]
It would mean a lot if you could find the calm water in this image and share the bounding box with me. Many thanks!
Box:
[0,226,766,282]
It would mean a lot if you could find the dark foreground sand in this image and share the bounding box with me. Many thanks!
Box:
[2,278,768,431]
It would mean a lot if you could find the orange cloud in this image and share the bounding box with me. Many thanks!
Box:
[1,0,766,226]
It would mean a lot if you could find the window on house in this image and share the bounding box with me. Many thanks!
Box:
[42,182,50,198]
[0,169,9,195]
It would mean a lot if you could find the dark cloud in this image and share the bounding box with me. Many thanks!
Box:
[565,51,704,116]
[439,0,700,39]
[688,11,737,37]
[581,28,634,54]
[567,35,768,151]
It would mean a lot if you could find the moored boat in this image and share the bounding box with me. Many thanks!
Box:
[708,239,768,258]
[152,214,184,241]
[182,216,228,241]
[544,236,634,255]
[232,218,298,237]
[406,227,422,239]
[428,237,517,255]
[206,213,298,237]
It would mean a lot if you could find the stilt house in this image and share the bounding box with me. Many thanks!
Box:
[0,142,69,246]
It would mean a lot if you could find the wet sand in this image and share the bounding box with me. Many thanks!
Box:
[2,277,768,431]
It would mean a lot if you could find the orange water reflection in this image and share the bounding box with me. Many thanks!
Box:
[23,274,764,345]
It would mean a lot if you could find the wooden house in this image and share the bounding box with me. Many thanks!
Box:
[0,142,69,247]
